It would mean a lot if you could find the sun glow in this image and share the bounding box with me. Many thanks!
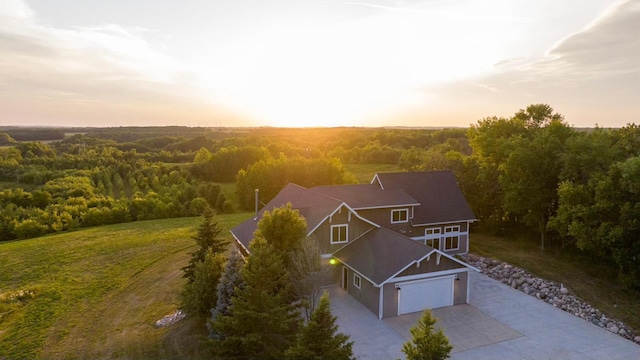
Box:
[201,6,517,127]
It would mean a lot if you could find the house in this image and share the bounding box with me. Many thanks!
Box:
[230,171,479,319]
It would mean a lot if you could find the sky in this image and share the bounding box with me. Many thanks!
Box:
[0,0,638,128]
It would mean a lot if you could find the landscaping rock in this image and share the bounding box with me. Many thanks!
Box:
[155,310,186,328]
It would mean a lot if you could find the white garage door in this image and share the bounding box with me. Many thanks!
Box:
[398,276,454,315]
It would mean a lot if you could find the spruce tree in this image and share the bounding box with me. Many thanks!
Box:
[284,292,354,360]
[181,249,225,317]
[207,247,244,339]
[182,206,227,282]
[402,309,452,360]
[212,236,299,359]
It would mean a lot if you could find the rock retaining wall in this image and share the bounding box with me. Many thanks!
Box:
[461,253,640,345]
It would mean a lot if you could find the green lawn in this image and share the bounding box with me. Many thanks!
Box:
[470,232,640,331]
[344,163,402,183]
[0,213,251,360]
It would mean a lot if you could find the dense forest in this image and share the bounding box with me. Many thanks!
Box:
[1,104,639,288]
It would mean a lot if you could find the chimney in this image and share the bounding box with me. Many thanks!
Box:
[254,188,259,220]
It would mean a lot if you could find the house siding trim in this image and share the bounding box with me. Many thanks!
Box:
[307,202,380,236]
[379,249,479,286]
[411,219,478,227]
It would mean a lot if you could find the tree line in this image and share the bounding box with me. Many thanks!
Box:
[2,108,639,288]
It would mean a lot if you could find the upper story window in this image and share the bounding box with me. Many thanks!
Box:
[331,224,348,244]
[391,208,409,224]
[444,225,460,233]
[425,227,441,237]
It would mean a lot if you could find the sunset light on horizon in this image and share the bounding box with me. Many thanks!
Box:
[1,0,638,128]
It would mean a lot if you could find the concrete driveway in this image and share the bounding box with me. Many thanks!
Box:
[329,271,640,359]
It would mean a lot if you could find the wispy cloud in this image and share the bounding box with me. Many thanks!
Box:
[0,0,235,126]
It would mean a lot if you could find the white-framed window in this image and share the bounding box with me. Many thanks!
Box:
[354,274,361,289]
[444,236,459,250]
[425,227,441,237]
[426,238,440,250]
[391,208,409,223]
[443,225,460,250]
[331,224,348,244]
[444,225,460,233]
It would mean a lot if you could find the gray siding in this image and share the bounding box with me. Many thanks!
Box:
[313,207,375,255]
[344,267,379,316]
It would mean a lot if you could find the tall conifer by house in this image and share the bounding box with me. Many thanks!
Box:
[207,246,244,339]
[211,236,299,359]
[182,206,227,282]
[284,292,354,360]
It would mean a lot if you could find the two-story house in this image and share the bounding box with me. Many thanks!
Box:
[231,171,478,319]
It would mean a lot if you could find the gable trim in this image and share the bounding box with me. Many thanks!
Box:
[379,248,479,286]
[371,173,383,189]
[307,202,380,236]
[231,231,250,257]
[411,219,478,227]
[392,268,472,284]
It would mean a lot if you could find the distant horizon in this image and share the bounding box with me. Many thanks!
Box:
[1,0,638,128]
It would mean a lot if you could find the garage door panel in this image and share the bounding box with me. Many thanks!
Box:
[398,277,453,315]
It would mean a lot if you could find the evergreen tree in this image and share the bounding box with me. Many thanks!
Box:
[211,237,299,359]
[181,249,225,317]
[402,309,452,360]
[207,247,244,338]
[284,292,354,360]
[182,206,227,282]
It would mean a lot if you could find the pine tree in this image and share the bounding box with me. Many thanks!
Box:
[284,292,354,360]
[181,249,225,317]
[207,247,244,338]
[211,237,299,359]
[182,206,227,282]
[402,309,452,360]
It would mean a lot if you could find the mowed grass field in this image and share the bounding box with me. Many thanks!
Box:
[471,233,640,331]
[0,213,250,360]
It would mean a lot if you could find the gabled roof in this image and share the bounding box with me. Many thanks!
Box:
[311,184,419,209]
[333,227,478,286]
[333,227,434,285]
[373,171,476,225]
[230,183,378,252]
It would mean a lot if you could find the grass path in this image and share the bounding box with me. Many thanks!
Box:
[0,214,249,359]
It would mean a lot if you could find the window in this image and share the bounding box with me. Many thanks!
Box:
[425,227,441,236]
[391,208,409,223]
[354,274,361,289]
[426,238,440,250]
[444,225,460,233]
[445,236,459,250]
[331,224,348,244]
[444,225,460,250]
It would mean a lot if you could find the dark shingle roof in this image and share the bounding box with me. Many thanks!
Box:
[333,227,434,285]
[374,171,475,225]
[230,183,343,251]
[311,184,419,209]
